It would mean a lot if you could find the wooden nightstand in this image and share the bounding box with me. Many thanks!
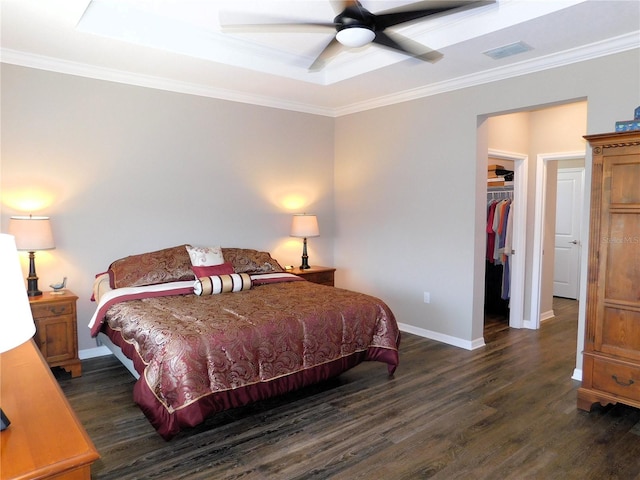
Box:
[28,290,82,377]
[290,266,336,286]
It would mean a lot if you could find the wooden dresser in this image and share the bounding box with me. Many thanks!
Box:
[0,339,99,480]
[290,266,336,286]
[577,131,640,412]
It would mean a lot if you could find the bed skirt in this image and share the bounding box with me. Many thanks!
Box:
[103,324,398,439]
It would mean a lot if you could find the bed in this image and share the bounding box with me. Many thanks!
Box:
[89,245,400,439]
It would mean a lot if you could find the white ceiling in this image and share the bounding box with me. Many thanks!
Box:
[1,0,639,116]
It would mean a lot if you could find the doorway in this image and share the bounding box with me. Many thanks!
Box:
[531,153,586,328]
[481,100,588,340]
[484,149,527,331]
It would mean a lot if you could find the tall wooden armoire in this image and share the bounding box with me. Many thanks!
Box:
[577,130,640,412]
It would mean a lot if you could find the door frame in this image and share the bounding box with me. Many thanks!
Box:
[487,149,528,329]
[530,151,585,329]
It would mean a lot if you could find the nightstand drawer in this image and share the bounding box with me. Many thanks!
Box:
[30,300,76,319]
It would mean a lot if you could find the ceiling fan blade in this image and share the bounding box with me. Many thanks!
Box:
[220,21,334,34]
[308,37,343,71]
[374,0,494,30]
[373,31,443,63]
[219,8,337,32]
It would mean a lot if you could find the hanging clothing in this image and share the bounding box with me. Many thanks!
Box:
[485,191,514,312]
[486,201,499,262]
[486,198,511,264]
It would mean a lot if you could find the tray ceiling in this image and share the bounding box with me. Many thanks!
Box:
[1,0,639,116]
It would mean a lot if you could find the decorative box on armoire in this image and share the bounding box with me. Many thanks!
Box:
[577,131,640,412]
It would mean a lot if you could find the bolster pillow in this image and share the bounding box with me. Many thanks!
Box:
[194,273,252,296]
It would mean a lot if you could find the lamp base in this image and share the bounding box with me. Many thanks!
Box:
[300,237,311,269]
[26,276,42,297]
[26,251,43,296]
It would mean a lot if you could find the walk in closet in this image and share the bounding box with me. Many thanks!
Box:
[485,184,514,319]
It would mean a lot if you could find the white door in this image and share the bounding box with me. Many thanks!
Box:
[553,168,584,299]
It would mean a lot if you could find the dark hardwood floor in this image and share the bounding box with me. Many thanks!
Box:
[57,298,640,479]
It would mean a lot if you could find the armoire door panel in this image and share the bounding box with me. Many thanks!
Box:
[604,213,640,302]
[599,306,640,361]
[610,160,640,204]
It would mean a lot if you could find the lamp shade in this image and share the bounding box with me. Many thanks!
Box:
[0,234,36,353]
[290,214,320,238]
[8,215,55,251]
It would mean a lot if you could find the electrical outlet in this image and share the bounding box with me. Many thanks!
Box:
[423,292,430,304]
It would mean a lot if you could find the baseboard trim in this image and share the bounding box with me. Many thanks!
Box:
[540,309,555,322]
[398,322,485,351]
[79,346,111,360]
[572,368,583,382]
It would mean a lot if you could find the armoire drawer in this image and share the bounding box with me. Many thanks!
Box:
[591,358,640,401]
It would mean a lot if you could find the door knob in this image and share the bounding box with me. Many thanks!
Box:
[569,240,578,244]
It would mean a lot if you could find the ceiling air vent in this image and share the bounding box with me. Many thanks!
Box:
[483,41,533,60]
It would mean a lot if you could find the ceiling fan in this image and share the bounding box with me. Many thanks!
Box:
[221,1,494,71]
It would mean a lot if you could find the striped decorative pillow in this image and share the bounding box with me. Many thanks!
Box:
[194,273,252,296]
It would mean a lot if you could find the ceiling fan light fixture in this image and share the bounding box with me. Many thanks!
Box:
[336,27,375,48]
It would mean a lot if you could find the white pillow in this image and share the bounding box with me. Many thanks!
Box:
[186,245,224,266]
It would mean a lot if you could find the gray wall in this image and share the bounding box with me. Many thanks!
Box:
[1,65,335,351]
[2,49,639,369]
[334,50,639,359]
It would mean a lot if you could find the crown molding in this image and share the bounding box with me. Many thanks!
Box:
[0,49,336,117]
[1,31,638,118]
[335,31,639,117]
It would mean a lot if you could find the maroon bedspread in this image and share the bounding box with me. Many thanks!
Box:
[98,280,400,439]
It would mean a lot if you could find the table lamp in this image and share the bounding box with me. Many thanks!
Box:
[0,233,37,430]
[8,215,55,297]
[290,214,320,270]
